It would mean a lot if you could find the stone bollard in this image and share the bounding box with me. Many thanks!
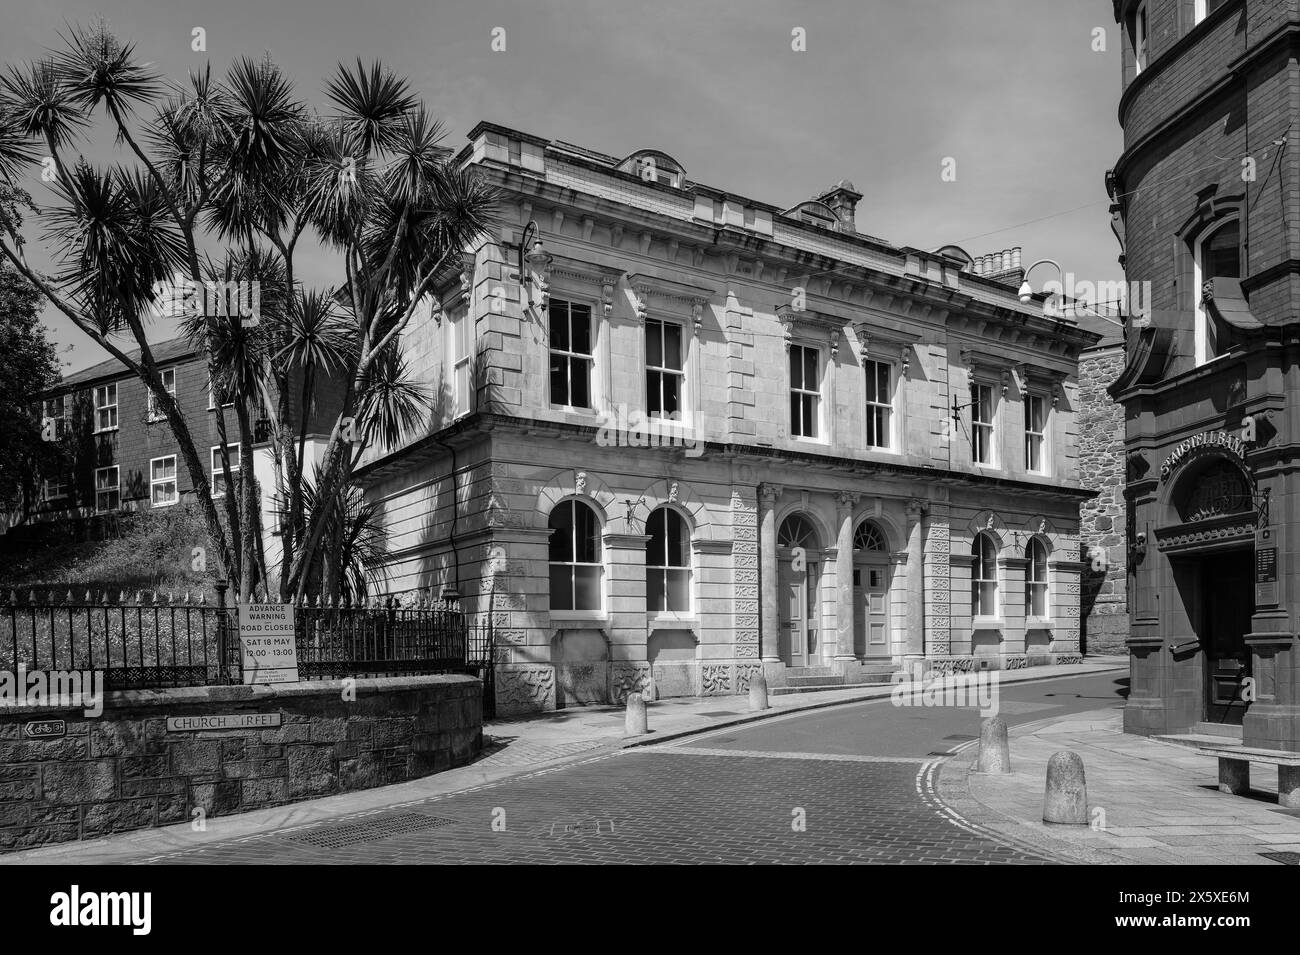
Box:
[749,671,770,712]
[625,693,648,736]
[1043,750,1089,825]
[976,717,1011,774]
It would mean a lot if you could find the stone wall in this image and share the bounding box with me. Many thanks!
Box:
[0,674,482,853]
[1078,344,1129,655]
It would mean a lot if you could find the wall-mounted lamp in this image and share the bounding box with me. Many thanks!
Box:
[510,220,553,317]
[1017,259,1065,315]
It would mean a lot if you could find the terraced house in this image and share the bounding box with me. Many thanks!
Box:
[349,122,1104,714]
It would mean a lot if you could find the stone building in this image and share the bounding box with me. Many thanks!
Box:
[356,122,1101,714]
[1079,323,1129,655]
[1109,0,1300,748]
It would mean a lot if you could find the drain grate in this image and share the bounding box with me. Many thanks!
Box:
[281,812,458,849]
[697,711,742,718]
[537,820,616,837]
[1259,851,1300,865]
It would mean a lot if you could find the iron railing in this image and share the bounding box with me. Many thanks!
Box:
[2,584,473,690]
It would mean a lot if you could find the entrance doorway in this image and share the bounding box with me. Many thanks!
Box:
[1200,549,1254,725]
[777,513,822,668]
[853,566,890,657]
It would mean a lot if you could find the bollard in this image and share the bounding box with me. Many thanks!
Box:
[749,671,770,712]
[625,692,648,736]
[1043,750,1089,825]
[976,717,1011,774]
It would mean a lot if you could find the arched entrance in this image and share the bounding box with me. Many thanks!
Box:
[777,513,823,667]
[1162,452,1257,725]
[852,520,892,658]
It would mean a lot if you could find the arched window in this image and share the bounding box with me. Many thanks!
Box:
[548,500,603,610]
[1194,217,1241,365]
[778,514,820,551]
[971,532,999,617]
[1026,537,1049,618]
[853,521,887,553]
[647,507,690,613]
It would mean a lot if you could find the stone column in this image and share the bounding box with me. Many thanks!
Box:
[835,491,858,660]
[759,483,781,661]
[905,499,927,670]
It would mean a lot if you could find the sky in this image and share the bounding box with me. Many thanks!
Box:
[0,0,1127,374]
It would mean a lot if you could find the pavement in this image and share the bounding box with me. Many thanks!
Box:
[941,707,1300,865]
[5,657,1127,865]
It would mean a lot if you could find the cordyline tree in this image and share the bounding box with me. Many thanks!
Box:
[0,21,498,601]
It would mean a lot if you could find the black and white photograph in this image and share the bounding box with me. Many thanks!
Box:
[0,0,1287,929]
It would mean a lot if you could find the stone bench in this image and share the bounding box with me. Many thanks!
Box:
[1195,743,1300,809]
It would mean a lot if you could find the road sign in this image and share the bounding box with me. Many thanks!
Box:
[239,603,300,684]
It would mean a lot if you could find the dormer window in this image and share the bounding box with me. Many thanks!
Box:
[618,150,687,189]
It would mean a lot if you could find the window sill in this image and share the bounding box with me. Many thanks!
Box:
[972,616,1005,632]
[549,612,607,628]
[649,614,697,632]
[1026,617,1054,631]
[93,427,119,435]
[151,500,178,509]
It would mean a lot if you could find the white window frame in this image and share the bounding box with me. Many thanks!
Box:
[42,476,68,501]
[863,358,895,451]
[1026,537,1050,620]
[1133,2,1148,73]
[147,367,177,421]
[210,444,240,497]
[645,318,686,422]
[95,466,120,512]
[450,308,473,418]
[789,343,823,441]
[1193,215,1241,366]
[208,375,235,411]
[646,506,692,615]
[972,532,1000,618]
[548,300,595,411]
[547,498,605,613]
[41,395,68,439]
[93,383,118,433]
[971,381,997,466]
[150,455,178,508]
[1024,392,1048,474]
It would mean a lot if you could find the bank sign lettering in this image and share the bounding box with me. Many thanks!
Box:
[239,603,300,684]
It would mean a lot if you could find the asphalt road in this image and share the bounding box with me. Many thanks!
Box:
[126,670,1127,865]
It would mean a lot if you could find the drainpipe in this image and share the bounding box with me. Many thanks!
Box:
[433,435,461,607]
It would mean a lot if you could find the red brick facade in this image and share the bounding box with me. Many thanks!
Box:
[1110,0,1300,748]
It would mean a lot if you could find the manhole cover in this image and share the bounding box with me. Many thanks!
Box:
[281,813,457,848]
[926,750,954,757]
[1259,851,1300,865]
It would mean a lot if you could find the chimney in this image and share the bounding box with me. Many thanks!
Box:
[816,180,863,234]
[973,246,1025,289]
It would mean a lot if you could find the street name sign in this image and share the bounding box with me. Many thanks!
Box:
[167,713,283,732]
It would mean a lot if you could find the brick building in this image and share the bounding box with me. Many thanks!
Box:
[356,122,1102,714]
[22,338,335,579]
[1109,0,1300,748]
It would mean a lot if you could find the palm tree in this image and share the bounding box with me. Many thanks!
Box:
[0,22,499,601]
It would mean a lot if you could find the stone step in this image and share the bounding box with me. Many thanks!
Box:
[786,674,845,687]
[786,666,837,677]
[772,673,894,695]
